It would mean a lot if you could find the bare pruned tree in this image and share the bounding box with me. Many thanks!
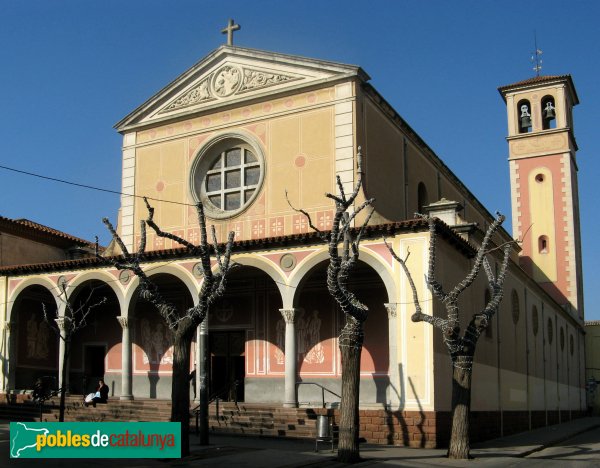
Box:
[102,198,235,456]
[384,213,511,459]
[288,148,374,463]
[43,283,107,422]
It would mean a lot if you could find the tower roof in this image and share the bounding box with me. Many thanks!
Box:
[498,74,579,105]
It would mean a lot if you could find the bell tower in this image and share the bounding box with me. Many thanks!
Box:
[499,75,583,318]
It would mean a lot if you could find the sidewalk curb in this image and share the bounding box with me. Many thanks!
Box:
[516,422,600,458]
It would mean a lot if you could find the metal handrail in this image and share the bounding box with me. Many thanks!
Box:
[296,382,341,408]
[193,380,239,435]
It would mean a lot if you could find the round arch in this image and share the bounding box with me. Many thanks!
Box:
[66,271,126,312]
[231,254,288,306]
[123,263,200,307]
[7,277,59,323]
[288,247,397,307]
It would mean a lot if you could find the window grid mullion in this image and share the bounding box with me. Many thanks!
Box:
[220,151,225,210]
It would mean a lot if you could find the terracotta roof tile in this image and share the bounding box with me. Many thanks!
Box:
[498,75,571,91]
[0,219,475,276]
[498,75,578,104]
[0,215,96,247]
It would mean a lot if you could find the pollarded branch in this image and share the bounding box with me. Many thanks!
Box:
[145,197,198,252]
[285,190,327,241]
[384,238,448,331]
[448,213,505,302]
[416,215,448,302]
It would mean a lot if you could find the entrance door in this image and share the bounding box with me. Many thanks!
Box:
[210,331,245,401]
[84,345,106,393]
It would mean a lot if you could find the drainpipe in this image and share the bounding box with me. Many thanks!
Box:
[1,275,7,393]
[524,288,531,430]
[567,324,571,421]
[542,303,547,426]
[556,315,560,423]
[402,138,408,219]
[496,297,502,436]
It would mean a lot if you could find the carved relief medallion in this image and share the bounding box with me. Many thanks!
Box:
[212,66,241,97]
[280,253,297,272]
[119,270,132,285]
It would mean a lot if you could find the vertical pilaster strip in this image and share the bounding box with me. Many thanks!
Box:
[335,84,355,197]
[117,316,133,400]
[279,308,298,408]
[121,132,137,251]
[384,303,400,407]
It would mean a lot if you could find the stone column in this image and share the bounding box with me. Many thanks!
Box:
[55,317,69,392]
[196,320,208,404]
[385,303,400,408]
[117,316,133,400]
[279,308,298,408]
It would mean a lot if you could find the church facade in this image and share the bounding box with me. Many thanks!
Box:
[0,43,586,446]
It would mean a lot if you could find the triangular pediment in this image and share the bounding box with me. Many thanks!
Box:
[115,46,369,132]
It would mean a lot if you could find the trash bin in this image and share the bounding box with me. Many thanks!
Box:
[315,414,334,452]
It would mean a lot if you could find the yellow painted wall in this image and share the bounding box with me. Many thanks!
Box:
[131,88,337,247]
[362,98,404,222]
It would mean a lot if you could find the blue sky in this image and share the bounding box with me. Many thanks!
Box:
[0,1,598,319]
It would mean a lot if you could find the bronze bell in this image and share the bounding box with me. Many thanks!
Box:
[520,104,532,129]
[544,102,556,120]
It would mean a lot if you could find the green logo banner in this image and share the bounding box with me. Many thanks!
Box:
[10,422,181,458]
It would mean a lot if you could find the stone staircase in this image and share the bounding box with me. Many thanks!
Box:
[39,395,173,422]
[208,402,332,440]
[0,395,331,442]
[0,394,172,423]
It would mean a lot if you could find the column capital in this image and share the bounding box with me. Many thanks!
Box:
[384,303,397,319]
[117,315,132,329]
[55,317,71,332]
[279,308,300,324]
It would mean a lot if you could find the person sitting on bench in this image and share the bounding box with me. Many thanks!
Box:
[84,379,109,407]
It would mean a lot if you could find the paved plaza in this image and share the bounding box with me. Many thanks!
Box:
[2,417,599,467]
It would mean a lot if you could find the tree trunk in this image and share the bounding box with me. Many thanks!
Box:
[198,326,209,445]
[172,328,194,457]
[447,361,473,459]
[59,343,70,423]
[337,318,363,463]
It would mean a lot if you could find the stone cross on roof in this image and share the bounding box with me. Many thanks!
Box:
[221,19,241,46]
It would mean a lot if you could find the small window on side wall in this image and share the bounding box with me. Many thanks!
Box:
[541,95,556,130]
[417,182,429,214]
[518,99,532,133]
[538,235,549,254]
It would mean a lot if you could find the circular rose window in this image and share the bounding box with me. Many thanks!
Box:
[190,134,265,219]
